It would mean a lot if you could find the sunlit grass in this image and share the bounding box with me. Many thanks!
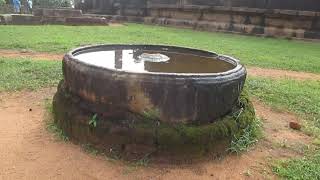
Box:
[0,24,319,73]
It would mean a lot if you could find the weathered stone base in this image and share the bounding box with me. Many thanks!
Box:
[91,14,320,40]
[0,14,109,26]
[33,8,83,17]
[83,4,320,40]
[52,81,256,162]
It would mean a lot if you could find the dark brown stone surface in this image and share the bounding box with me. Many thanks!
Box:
[52,80,256,161]
[63,45,246,124]
[2,3,319,39]
[40,16,66,25]
[65,16,109,25]
[10,15,42,25]
[98,12,319,40]
[33,8,83,17]
[84,0,320,14]
[0,13,109,26]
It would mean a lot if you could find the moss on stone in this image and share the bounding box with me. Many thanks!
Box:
[141,108,161,121]
[153,90,256,156]
[52,81,256,161]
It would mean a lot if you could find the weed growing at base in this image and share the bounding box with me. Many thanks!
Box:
[229,118,262,154]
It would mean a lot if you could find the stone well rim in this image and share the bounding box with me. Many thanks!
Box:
[65,44,246,78]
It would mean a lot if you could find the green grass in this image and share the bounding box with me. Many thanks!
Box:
[229,118,262,154]
[247,77,320,179]
[0,57,62,91]
[247,77,320,134]
[0,24,320,73]
[89,114,98,128]
[273,151,320,180]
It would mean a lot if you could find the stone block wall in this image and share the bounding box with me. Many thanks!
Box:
[150,0,320,11]
[1,0,320,39]
[83,0,320,13]
[0,8,108,26]
[82,0,320,39]
[33,8,83,17]
[144,6,320,39]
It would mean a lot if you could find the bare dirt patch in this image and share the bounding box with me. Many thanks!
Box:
[254,100,311,144]
[247,67,320,81]
[0,89,312,179]
[0,49,63,61]
[109,23,125,27]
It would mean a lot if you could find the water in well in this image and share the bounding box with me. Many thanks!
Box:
[74,48,235,73]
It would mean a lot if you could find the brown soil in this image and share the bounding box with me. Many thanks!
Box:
[1,49,320,81]
[0,49,63,61]
[0,88,312,179]
[109,23,125,27]
[247,67,320,81]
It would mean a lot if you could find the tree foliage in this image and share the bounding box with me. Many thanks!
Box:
[0,0,6,6]
[33,0,72,8]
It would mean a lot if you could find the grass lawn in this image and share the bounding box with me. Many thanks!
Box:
[0,24,320,73]
[0,57,62,91]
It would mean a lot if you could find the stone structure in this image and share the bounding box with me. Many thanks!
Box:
[53,44,256,161]
[81,0,320,39]
[33,8,83,17]
[0,8,109,25]
[80,0,147,15]
[84,0,320,13]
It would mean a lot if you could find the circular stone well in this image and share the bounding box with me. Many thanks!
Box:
[53,44,255,161]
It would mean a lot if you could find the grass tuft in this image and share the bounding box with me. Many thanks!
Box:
[81,144,99,156]
[89,113,98,128]
[134,153,151,167]
[229,118,262,154]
